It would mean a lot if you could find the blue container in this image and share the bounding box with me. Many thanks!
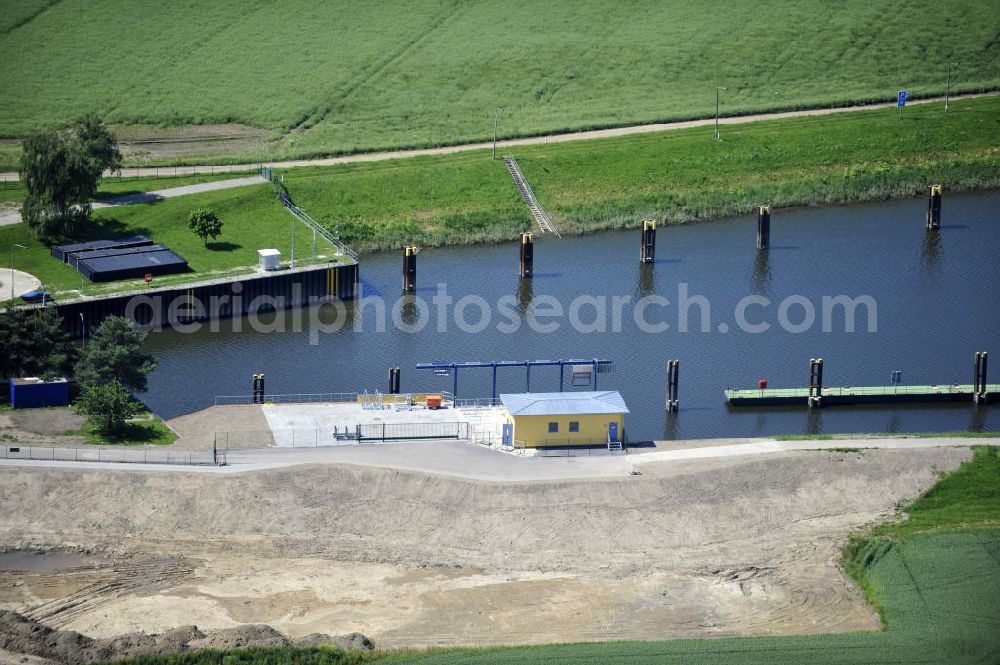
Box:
[10,378,70,409]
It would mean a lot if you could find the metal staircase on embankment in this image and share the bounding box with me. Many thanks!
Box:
[503,157,560,237]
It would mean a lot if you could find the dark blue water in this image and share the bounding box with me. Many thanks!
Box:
[142,190,1000,440]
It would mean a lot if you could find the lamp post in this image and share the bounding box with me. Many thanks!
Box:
[79,313,86,349]
[945,62,959,112]
[492,107,505,160]
[9,243,26,302]
[714,87,727,141]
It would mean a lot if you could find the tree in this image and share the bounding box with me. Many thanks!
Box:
[0,308,76,381]
[20,115,122,240]
[76,379,139,435]
[188,208,223,245]
[75,315,156,393]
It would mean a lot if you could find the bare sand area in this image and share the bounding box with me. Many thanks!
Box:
[0,445,970,648]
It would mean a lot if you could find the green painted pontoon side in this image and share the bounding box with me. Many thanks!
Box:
[725,384,1000,406]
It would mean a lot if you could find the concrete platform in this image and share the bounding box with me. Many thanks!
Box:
[259,400,506,447]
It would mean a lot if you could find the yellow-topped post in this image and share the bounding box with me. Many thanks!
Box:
[402,245,418,292]
[927,185,942,229]
[640,219,656,263]
[757,205,771,250]
[519,232,534,278]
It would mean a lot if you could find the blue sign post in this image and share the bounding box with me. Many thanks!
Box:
[897,90,908,119]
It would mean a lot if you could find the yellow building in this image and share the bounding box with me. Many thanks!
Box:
[499,391,629,448]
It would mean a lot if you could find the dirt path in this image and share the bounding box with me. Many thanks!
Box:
[0,176,266,227]
[0,445,972,647]
[0,92,993,184]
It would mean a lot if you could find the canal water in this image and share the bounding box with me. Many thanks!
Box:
[142,191,1000,440]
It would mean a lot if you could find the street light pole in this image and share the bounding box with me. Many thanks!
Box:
[492,108,504,160]
[945,62,959,112]
[715,87,727,141]
[79,313,86,350]
[10,243,26,302]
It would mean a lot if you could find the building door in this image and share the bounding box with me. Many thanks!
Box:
[502,423,513,446]
[608,421,619,442]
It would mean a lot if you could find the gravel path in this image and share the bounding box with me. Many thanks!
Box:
[0,436,992,479]
[0,92,993,184]
[0,175,266,226]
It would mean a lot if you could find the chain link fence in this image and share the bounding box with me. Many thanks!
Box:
[532,446,627,457]
[0,163,263,185]
[214,421,470,450]
[1,444,219,465]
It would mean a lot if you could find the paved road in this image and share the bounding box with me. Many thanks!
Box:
[0,175,266,227]
[0,268,41,301]
[0,92,993,184]
[0,436,993,480]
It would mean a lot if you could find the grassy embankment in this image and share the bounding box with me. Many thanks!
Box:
[2,0,999,168]
[0,179,345,303]
[1,96,997,298]
[282,95,1000,250]
[110,446,1000,664]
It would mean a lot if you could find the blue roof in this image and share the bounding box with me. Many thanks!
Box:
[499,391,629,416]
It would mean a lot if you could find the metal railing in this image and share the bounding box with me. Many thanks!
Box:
[533,446,627,457]
[537,436,626,447]
[260,167,358,260]
[214,421,470,449]
[215,392,360,406]
[454,397,503,408]
[358,421,469,442]
[1,445,218,465]
[0,163,263,185]
[214,392,458,407]
[726,383,999,399]
[286,203,359,261]
[502,156,560,237]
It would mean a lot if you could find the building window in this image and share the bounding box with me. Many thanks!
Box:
[569,421,580,432]
[548,421,559,433]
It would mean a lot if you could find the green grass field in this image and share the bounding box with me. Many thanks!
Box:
[1,0,998,168]
[1,95,996,296]
[109,446,1000,664]
[282,95,1000,250]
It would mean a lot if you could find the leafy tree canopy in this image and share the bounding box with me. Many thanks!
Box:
[76,379,139,435]
[188,208,224,245]
[20,114,122,240]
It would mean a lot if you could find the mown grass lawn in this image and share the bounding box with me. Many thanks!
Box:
[1,0,998,168]
[284,96,1000,251]
[0,183,348,302]
[68,410,178,446]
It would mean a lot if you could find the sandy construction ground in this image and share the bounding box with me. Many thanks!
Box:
[0,445,970,648]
